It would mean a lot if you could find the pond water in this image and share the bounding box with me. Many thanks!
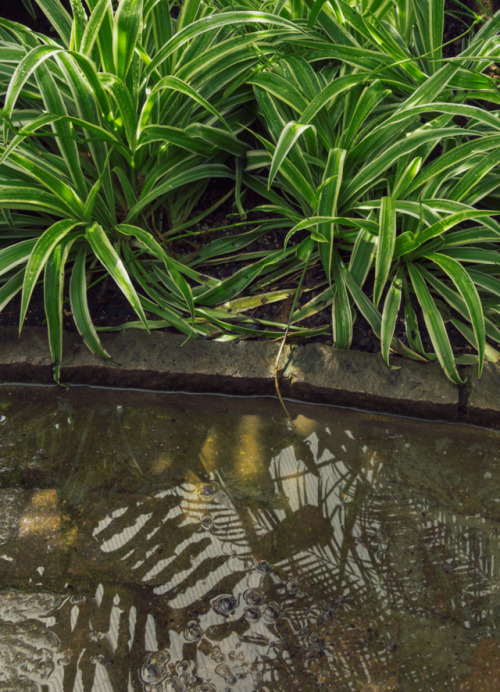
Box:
[0,384,499,691]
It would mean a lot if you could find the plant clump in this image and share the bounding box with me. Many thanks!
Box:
[1,0,499,383]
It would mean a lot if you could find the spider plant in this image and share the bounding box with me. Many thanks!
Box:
[0,0,303,379]
[241,1,500,382]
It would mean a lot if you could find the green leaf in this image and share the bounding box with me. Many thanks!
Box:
[113,0,143,81]
[139,75,231,133]
[343,265,382,338]
[392,156,422,199]
[268,122,315,189]
[138,125,210,155]
[44,237,75,381]
[84,148,113,220]
[249,72,309,114]
[0,238,37,277]
[407,263,464,384]
[404,292,426,355]
[0,269,24,313]
[142,11,305,85]
[317,148,346,281]
[69,245,110,359]
[69,0,87,52]
[99,72,138,149]
[5,150,86,218]
[81,0,111,56]
[116,223,195,320]
[0,185,73,217]
[381,267,403,367]
[20,219,82,331]
[425,252,486,377]
[342,80,391,150]
[394,210,496,258]
[331,249,352,348]
[299,74,367,125]
[85,222,148,328]
[31,0,72,43]
[374,197,396,307]
[450,318,499,364]
[126,164,234,221]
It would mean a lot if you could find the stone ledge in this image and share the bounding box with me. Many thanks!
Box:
[465,362,500,429]
[281,342,459,421]
[0,326,497,428]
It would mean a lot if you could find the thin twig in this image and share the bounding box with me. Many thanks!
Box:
[274,258,310,427]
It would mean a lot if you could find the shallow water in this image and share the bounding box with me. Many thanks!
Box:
[0,384,499,691]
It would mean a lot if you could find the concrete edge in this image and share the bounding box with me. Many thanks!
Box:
[0,326,498,429]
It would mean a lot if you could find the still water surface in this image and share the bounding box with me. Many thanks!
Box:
[0,384,499,691]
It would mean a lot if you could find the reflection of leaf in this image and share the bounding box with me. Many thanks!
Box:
[2,385,498,690]
[252,505,333,564]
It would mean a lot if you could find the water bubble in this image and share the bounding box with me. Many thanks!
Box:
[57,651,72,666]
[176,659,194,675]
[165,678,183,692]
[262,602,280,623]
[233,663,248,679]
[215,663,236,684]
[89,630,105,642]
[210,646,225,663]
[244,606,261,623]
[70,594,86,605]
[200,514,213,530]
[197,482,219,502]
[211,594,238,617]
[184,620,202,642]
[140,651,170,685]
[243,588,264,606]
[254,560,272,573]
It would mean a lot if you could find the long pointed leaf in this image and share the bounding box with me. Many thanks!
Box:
[381,267,403,367]
[425,252,486,377]
[20,219,82,330]
[113,0,143,81]
[44,237,75,381]
[85,222,148,329]
[268,122,315,189]
[374,197,396,307]
[407,263,464,384]
[69,245,110,359]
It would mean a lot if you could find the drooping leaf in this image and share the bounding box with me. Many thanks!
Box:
[85,222,148,329]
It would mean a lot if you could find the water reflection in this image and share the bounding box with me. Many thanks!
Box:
[0,385,499,690]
